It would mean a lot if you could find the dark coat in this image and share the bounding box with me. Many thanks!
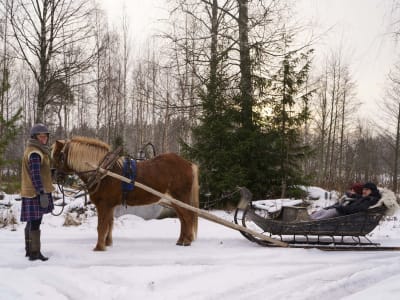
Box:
[336,192,381,215]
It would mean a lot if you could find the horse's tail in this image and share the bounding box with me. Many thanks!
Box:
[191,163,199,239]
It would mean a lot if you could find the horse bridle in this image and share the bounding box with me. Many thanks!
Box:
[55,139,99,179]
[52,140,95,215]
[54,139,122,196]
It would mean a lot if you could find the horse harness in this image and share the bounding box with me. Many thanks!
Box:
[85,146,123,193]
[121,156,137,207]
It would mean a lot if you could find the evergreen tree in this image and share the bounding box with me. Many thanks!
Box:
[182,72,242,206]
[182,70,281,205]
[0,110,22,169]
[182,7,315,204]
[0,66,22,178]
[265,48,315,197]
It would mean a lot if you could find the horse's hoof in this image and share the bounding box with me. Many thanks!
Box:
[93,245,106,251]
[176,240,192,246]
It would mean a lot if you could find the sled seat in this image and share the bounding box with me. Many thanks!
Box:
[279,206,311,222]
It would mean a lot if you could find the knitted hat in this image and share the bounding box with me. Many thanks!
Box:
[363,182,378,192]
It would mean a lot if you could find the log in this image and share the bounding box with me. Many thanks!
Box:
[86,162,288,247]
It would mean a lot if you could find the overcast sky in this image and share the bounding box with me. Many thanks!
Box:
[297,0,398,123]
[99,0,399,123]
[99,0,166,43]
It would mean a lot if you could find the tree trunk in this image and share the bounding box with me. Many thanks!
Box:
[394,103,400,192]
[238,0,253,130]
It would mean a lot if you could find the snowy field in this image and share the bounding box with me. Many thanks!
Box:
[1,188,400,300]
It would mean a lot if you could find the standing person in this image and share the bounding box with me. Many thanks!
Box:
[20,124,55,261]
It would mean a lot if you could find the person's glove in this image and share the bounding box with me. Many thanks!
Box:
[39,192,49,208]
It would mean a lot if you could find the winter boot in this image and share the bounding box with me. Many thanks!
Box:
[29,230,48,261]
[24,227,30,257]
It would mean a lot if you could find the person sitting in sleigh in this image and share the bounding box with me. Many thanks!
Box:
[310,182,381,220]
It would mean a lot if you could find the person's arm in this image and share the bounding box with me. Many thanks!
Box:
[337,197,377,215]
[28,152,44,194]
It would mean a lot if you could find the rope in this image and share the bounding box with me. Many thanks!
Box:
[51,182,68,216]
[51,178,86,217]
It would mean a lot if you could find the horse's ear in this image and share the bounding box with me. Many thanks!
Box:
[51,140,66,156]
[56,139,66,147]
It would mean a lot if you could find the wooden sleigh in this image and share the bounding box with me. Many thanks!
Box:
[234,188,400,251]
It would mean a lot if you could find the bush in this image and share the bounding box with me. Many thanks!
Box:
[0,176,20,194]
[286,186,308,199]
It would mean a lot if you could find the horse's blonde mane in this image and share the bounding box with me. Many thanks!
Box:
[67,136,111,172]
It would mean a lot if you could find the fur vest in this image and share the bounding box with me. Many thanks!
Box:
[21,145,55,197]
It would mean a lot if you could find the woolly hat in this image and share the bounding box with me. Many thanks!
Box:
[351,182,363,195]
[363,182,378,192]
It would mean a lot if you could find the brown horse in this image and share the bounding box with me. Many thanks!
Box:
[51,136,199,250]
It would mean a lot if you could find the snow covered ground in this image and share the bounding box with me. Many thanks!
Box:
[1,188,400,300]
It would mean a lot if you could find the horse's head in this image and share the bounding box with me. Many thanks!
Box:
[51,139,74,176]
[51,136,111,176]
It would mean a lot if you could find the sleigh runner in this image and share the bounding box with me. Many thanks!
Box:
[234,187,400,251]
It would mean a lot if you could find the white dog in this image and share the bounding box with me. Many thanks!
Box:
[370,188,400,216]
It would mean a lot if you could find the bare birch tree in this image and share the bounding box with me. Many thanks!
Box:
[380,63,400,192]
[310,49,358,190]
[9,0,96,123]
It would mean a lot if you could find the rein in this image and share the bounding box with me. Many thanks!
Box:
[51,171,88,216]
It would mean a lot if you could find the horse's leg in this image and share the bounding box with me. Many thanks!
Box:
[173,205,195,246]
[173,168,199,246]
[173,207,185,245]
[105,207,115,246]
[94,203,110,251]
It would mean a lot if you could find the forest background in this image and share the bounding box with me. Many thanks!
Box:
[1,0,400,206]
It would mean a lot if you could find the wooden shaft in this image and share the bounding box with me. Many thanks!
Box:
[86,162,288,247]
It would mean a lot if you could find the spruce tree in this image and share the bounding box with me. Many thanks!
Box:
[265,48,314,197]
[0,110,22,168]
[182,70,281,205]
[182,72,244,206]
[0,66,22,180]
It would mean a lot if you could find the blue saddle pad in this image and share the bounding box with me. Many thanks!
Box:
[122,157,136,192]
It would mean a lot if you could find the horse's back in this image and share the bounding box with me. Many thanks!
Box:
[137,153,194,192]
[141,152,193,171]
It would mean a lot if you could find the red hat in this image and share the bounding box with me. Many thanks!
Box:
[351,183,363,195]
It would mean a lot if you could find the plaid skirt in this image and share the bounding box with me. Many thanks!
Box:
[20,193,54,222]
